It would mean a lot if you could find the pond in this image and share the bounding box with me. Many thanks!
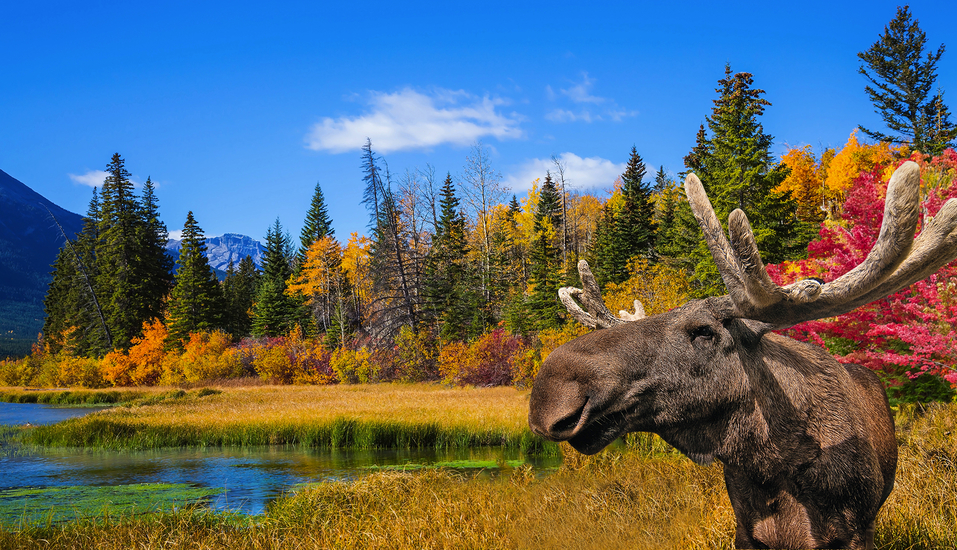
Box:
[0,403,560,524]
[0,402,110,426]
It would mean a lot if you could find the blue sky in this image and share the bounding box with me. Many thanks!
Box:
[2,1,954,243]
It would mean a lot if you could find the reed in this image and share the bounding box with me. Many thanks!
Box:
[24,384,558,454]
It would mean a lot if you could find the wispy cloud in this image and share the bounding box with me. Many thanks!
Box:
[68,170,147,188]
[545,73,637,123]
[68,170,109,188]
[504,152,626,192]
[305,88,524,154]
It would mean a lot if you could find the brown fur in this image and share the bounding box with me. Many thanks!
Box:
[528,298,896,550]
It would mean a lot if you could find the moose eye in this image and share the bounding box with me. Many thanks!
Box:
[690,326,715,340]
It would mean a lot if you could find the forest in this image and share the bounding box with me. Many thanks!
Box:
[2,8,956,405]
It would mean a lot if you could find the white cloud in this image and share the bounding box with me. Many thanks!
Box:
[545,109,594,123]
[68,170,146,188]
[167,230,183,241]
[68,170,109,188]
[504,152,626,192]
[545,73,638,124]
[560,73,605,104]
[305,88,524,154]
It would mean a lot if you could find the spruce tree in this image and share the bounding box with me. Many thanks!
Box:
[97,153,142,348]
[608,147,655,283]
[298,182,335,262]
[134,176,175,324]
[528,173,564,330]
[223,255,260,338]
[858,6,956,155]
[166,212,224,346]
[424,174,476,340]
[680,66,807,296]
[252,219,296,337]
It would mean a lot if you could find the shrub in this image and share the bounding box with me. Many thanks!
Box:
[330,346,375,384]
[392,326,438,382]
[439,329,527,387]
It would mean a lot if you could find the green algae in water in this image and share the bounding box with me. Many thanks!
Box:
[0,483,222,527]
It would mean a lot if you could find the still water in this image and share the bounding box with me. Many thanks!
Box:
[1,403,559,515]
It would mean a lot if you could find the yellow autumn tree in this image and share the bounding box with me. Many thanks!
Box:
[341,232,372,330]
[777,145,827,222]
[287,235,343,333]
[823,130,909,214]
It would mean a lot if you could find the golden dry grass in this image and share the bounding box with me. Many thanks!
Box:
[22,384,551,451]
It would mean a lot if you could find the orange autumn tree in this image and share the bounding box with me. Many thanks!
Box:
[341,232,372,332]
[102,318,169,386]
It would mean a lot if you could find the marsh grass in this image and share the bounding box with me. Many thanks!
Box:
[0,387,162,406]
[22,384,558,454]
[2,387,955,549]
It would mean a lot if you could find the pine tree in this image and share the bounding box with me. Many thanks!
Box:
[134,176,175,325]
[166,212,224,346]
[608,147,655,283]
[424,174,477,340]
[223,255,260,337]
[298,182,335,262]
[528,173,564,330]
[97,153,143,348]
[680,66,808,296]
[858,6,956,155]
[252,219,297,337]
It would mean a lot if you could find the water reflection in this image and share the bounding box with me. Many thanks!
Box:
[1,404,559,515]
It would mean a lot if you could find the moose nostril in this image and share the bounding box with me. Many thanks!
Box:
[551,402,586,435]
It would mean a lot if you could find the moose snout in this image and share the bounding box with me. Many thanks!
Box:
[528,377,589,441]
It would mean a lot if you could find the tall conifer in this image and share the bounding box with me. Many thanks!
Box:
[166,212,224,346]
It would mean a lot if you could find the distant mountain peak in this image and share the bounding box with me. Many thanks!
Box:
[166,233,264,272]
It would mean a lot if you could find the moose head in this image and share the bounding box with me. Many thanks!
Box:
[528,161,957,549]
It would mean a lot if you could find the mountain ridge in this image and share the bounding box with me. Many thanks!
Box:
[0,169,84,357]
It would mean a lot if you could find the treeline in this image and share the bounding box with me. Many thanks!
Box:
[5,6,957,394]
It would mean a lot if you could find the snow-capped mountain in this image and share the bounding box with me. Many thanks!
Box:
[166,233,264,272]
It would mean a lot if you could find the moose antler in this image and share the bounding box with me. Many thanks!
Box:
[559,260,645,328]
[686,161,957,329]
[558,161,957,331]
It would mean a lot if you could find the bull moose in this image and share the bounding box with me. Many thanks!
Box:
[528,161,957,549]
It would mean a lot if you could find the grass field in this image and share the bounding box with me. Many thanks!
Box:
[2,384,557,454]
[1,385,954,549]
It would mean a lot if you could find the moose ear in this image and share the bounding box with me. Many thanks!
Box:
[739,319,775,345]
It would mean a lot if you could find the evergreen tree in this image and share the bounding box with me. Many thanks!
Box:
[97,153,143,348]
[608,147,655,283]
[166,212,224,346]
[423,174,477,340]
[252,219,297,337]
[298,182,335,262]
[134,176,175,324]
[528,173,564,330]
[223,255,260,337]
[680,66,808,296]
[858,6,956,155]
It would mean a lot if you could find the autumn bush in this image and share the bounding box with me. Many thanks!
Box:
[438,329,530,387]
[330,345,375,384]
[769,150,957,403]
[245,327,335,385]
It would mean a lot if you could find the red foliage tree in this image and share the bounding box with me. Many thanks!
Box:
[767,150,957,400]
